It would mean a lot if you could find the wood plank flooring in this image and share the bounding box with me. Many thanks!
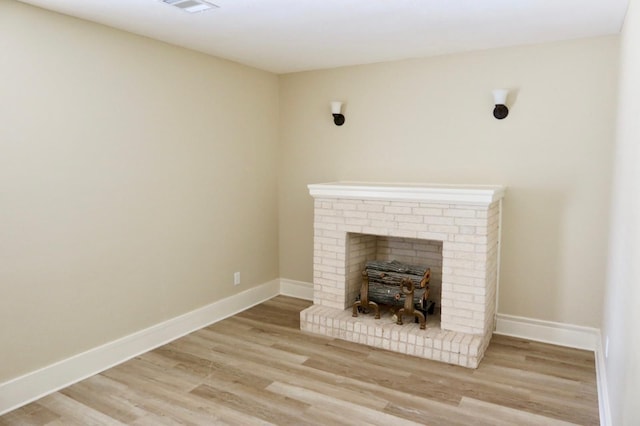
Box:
[0,296,599,425]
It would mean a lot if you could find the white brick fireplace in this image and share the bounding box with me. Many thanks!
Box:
[300,182,505,368]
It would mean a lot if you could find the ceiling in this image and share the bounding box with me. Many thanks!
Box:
[17,0,629,74]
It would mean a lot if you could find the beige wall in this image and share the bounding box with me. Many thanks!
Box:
[279,36,618,328]
[0,0,279,382]
[602,0,640,423]
[0,0,623,391]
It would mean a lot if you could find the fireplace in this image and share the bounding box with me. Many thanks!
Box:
[300,182,505,368]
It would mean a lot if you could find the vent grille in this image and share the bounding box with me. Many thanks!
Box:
[162,0,219,13]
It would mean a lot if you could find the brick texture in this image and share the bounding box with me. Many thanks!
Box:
[304,194,502,368]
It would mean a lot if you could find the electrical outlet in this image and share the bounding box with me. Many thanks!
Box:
[605,336,609,359]
[233,272,241,286]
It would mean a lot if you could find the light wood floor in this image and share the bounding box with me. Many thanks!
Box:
[1,296,599,425]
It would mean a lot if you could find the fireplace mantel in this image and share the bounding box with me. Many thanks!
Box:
[308,182,505,205]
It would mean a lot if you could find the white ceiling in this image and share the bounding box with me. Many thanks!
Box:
[18,0,629,74]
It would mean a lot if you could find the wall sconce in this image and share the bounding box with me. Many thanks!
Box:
[331,101,345,126]
[492,89,509,120]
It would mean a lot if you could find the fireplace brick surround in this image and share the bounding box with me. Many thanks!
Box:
[300,182,505,368]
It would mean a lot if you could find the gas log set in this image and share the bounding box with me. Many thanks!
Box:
[352,260,434,329]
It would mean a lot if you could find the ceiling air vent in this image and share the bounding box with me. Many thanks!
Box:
[161,0,219,13]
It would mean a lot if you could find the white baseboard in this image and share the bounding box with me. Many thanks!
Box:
[279,278,314,300]
[494,313,599,351]
[594,332,612,426]
[0,279,281,416]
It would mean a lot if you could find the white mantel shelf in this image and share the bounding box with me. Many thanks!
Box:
[308,182,505,205]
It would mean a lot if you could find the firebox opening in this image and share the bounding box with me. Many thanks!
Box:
[346,233,443,321]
